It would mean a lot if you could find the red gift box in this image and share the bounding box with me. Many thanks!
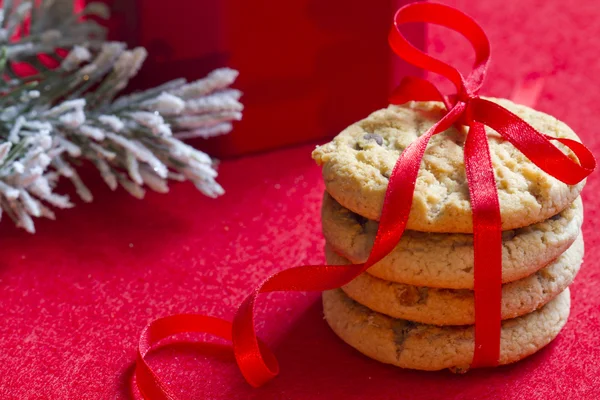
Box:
[101,0,424,157]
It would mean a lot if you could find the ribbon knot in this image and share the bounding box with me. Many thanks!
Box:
[134,3,596,399]
[457,90,477,104]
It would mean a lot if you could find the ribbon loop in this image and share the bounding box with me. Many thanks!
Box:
[468,98,596,184]
[389,2,491,98]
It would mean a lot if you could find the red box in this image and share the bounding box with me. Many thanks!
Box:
[104,0,424,157]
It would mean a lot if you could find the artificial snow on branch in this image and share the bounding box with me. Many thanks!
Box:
[0,1,242,233]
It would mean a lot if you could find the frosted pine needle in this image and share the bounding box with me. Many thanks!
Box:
[0,1,243,233]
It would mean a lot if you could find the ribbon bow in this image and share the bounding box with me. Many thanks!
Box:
[134,3,596,399]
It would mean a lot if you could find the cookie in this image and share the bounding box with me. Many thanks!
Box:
[322,287,570,371]
[326,234,582,325]
[322,192,583,289]
[312,98,584,232]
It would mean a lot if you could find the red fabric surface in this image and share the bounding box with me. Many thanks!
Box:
[2,1,600,399]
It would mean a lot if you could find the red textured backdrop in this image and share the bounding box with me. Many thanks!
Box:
[1,1,600,399]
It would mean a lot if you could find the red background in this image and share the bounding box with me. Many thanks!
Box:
[113,0,424,157]
[1,1,600,399]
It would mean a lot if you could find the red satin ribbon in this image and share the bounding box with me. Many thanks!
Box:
[133,3,596,398]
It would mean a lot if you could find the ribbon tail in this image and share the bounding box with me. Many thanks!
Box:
[134,105,465,396]
[371,105,464,259]
[135,353,175,400]
[546,136,597,175]
[469,98,596,184]
[464,121,502,367]
[230,106,466,387]
[231,264,370,387]
[135,315,235,399]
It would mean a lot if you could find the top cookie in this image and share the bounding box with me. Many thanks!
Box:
[312,98,585,232]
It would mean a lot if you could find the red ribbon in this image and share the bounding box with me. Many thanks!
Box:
[133,3,596,398]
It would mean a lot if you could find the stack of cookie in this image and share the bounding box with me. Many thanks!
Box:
[312,98,586,372]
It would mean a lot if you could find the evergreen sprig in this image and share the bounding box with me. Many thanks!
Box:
[0,1,242,233]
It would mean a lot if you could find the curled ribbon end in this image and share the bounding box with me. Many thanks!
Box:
[238,339,280,388]
[242,366,280,389]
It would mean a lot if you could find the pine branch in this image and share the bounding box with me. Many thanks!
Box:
[0,1,242,233]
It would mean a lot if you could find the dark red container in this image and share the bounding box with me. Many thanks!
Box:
[103,0,425,157]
